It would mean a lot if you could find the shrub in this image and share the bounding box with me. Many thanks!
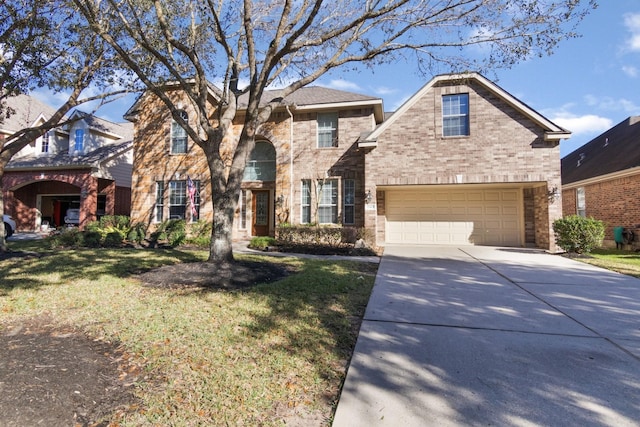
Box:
[553,215,605,254]
[46,227,84,248]
[184,220,212,247]
[127,222,148,244]
[276,224,362,248]
[150,219,187,247]
[83,231,103,248]
[249,236,277,250]
[103,231,124,247]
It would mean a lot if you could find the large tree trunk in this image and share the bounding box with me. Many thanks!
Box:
[208,191,236,264]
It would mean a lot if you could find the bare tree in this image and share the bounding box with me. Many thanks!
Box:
[74,0,596,265]
[0,0,134,250]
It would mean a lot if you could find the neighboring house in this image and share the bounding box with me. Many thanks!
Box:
[2,94,133,231]
[561,116,640,247]
[125,72,569,251]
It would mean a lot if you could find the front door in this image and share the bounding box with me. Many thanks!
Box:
[252,191,270,236]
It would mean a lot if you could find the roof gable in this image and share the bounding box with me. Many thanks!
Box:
[561,116,640,185]
[1,94,58,134]
[360,72,570,145]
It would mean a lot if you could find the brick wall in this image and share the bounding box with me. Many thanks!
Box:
[364,79,562,250]
[563,174,640,245]
[130,91,375,237]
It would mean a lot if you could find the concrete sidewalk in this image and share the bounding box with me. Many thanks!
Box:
[333,245,640,426]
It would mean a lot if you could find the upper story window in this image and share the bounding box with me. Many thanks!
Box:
[442,94,470,137]
[41,131,50,153]
[317,112,338,148]
[576,187,586,217]
[74,129,84,151]
[243,141,276,181]
[171,110,188,154]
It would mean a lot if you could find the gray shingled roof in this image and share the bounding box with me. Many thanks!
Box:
[243,86,380,108]
[1,94,58,132]
[74,111,134,140]
[7,140,132,170]
[562,116,640,185]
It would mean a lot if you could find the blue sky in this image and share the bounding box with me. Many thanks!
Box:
[317,1,640,158]
[34,1,640,158]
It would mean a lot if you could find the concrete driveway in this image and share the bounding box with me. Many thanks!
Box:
[333,245,640,427]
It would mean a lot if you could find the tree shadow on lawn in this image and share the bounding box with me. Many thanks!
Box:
[0,247,204,293]
[136,257,377,423]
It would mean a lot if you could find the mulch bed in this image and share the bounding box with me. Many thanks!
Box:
[0,317,139,427]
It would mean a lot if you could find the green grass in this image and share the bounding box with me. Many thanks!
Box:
[0,240,377,425]
[578,248,640,278]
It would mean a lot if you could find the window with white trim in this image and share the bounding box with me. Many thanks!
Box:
[171,110,188,154]
[301,180,311,223]
[576,187,586,217]
[442,94,470,137]
[343,179,355,225]
[74,129,84,151]
[166,179,201,221]
[154,181,164,223]
[239,189,247,229]
[318,179,338,224]
[169,180,187,219]
[41,131,50,153]
[317,112,338,148]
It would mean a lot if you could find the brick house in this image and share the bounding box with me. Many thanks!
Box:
[561,116,640,247]
[2,94,133,231]
[126,73,569,250]
[124,84,384,238]
[361,73,569,250]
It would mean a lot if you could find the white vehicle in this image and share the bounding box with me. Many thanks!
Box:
[3,214,16,238]
[64,208,80,225]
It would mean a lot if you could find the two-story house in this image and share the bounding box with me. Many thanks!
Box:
[2,94,134,231]
[125,73,569,251]
[124,85,384,240]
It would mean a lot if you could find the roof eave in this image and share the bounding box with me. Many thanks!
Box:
[545,131,572,142]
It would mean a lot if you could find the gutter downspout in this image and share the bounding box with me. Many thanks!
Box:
[285,104,294,223]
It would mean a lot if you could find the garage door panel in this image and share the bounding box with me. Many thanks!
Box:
[386,188,522,246]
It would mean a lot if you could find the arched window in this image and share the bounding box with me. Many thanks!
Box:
[171,110,188,154]
[243,141,276,181]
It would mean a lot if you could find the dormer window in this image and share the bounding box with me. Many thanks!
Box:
[41,131,50,153]
[171,110,188,154]
[74,129,84,152]
[442,94,470,137]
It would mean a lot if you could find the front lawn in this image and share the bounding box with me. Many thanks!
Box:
[576,248,640,278]
[0,241,377,425]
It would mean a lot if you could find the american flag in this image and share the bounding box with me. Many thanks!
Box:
[187,176,197,218]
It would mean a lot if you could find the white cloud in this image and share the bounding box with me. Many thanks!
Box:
[321,79,362,92]
[624,13,640,51]
[551,113,613,136]
[622,65,638,77]
[582,94,640,115]
[373,86,397,96]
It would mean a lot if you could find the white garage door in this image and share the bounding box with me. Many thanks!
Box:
[385,188,522,246]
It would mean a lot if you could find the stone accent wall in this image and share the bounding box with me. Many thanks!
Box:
[364,79,562,250]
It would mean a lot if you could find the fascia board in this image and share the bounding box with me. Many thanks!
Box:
[562,166,640,189]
